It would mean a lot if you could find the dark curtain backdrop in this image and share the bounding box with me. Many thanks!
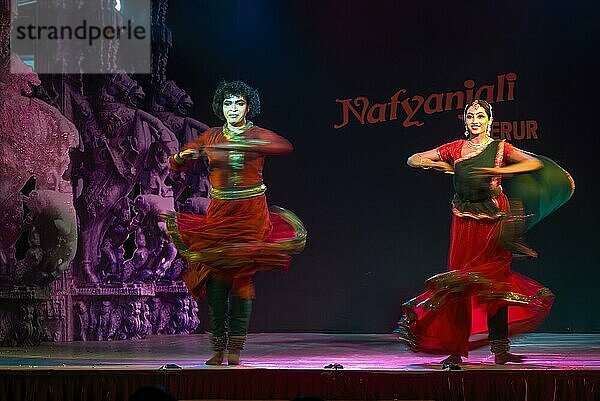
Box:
[165,0,599,333]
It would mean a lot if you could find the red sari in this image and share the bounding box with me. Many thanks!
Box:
[397,140,572,356]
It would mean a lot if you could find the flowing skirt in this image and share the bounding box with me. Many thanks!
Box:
[166,195,306,300]
[397,194,554,356]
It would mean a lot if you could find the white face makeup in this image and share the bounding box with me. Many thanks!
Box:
[222,95,249,127]
[465,104,491,136]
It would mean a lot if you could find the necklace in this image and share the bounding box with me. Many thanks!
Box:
[222,121,253,187]
[223,121,253,141]
[466,135,492,149]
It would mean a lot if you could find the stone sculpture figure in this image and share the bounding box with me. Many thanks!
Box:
[18,190,78,285]
[13,227,45,284]
[0,55,79,283]
[153,220,178,280]
[129,194,175,283]
[2,304,48,346]
[147,297,166,334]
[165,297,189,335]
[121,300,143,339]
[140,302,152,337]
[140,142,173,197]
[96,197,133,284]
[72,72,178,285]
[94,300,117,341]
[74,301,89,341]
[186,297,200,333]
[161,257,186,283]
[122,231,149,283]
[147,79,208,145]
[147,80,210,208]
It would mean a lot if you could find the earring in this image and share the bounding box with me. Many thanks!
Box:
[464,127,470,138]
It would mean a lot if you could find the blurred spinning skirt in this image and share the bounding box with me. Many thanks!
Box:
[166,194,306,300]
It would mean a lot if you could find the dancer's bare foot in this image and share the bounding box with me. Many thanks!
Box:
[227,350,240,365]
[205,351,224,365]
[495,352,526,364]
[490,339,526,364]
[440,354,463,370]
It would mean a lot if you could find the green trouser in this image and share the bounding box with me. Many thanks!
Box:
[487,305,508,341]
[206,276,253,338]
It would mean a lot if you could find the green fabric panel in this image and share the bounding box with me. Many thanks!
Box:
[503,154,574,231]
[452,140,501,217]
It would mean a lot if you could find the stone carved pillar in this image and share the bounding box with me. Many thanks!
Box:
[0,0,209,345]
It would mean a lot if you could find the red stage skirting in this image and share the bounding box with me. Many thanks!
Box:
[1,368,600,401]
[1,333,599,400]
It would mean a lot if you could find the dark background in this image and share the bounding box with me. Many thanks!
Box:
[164,0,599,333]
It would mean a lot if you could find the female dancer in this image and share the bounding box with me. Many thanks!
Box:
[167,80,306,365]
[397,99,573,366]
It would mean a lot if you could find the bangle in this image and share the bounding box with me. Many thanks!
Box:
[173,152,184,164]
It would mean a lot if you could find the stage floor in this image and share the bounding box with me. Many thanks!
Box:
[1,333,599,400]
[1,332,599,371]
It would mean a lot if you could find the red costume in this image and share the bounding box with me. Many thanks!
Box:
[167,125,306,300]
[397,139,573,357]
